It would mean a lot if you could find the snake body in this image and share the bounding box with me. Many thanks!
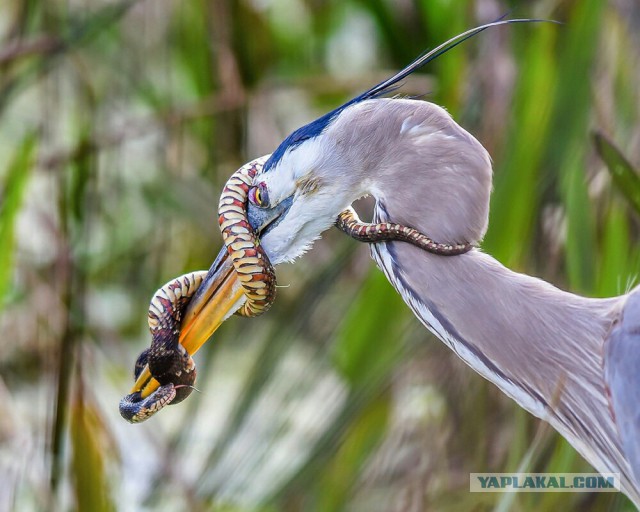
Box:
[120,157,474,423]
[218,156,276,318]
[119,158,275,423]
[335,207,472,256]
[119,272,205,423]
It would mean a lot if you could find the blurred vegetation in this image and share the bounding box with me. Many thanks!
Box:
[1,0,639,511]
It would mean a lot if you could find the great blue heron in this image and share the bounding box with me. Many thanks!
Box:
[126,20,640,505]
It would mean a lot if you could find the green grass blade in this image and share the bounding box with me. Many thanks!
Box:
[314,395,390,512]
[331,268,407,388]
[483,24,556,267]
[70,383,116,512]
[0,134,36,305]
[550,0,605,292]
[597,203,630,297]
[562,150,597,292]
[593,132,640,215]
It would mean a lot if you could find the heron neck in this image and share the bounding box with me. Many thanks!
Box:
[374,241,637,495]
[375,241,619,418]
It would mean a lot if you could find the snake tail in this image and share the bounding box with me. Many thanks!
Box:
[335,207,473,256]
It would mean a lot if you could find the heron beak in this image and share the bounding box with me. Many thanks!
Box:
[129,195,294,399]
[129,246,245,398]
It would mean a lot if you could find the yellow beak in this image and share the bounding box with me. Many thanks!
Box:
[130,249,245,398]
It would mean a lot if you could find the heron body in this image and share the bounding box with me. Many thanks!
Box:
[123,20,640,506]
[252,95,640,501]
[371,201,635,499]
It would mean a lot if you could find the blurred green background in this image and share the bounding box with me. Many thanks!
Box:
[1,0,639,510]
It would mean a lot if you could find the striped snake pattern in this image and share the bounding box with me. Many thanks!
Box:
[335,207,473,256]
[218,156,276,317]
[119,272,206,423]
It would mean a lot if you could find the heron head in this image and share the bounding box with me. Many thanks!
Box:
[240,18,534,263]
[246,92,494,265]
[129,19,539,401]
[246,113,367,264]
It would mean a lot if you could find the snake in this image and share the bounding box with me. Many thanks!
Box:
[119,157,474,423]
[336,207,472,256]
[218,156,277,317]
[119,272,205,423]
[119,158,276,423]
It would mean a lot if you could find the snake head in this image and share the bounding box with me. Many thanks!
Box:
[120,344,197,423]
[119,362,197,423]
[119,384,177,423]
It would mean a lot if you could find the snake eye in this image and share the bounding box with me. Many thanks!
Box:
[249,182,270,208]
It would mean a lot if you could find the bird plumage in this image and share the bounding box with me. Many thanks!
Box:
[261,18,545,175]
[606,293,640,487]
[250,20,640,506]
[370,216,638,502]
[257,94,640,504]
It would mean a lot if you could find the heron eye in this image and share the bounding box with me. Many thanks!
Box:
[249,182,269,208]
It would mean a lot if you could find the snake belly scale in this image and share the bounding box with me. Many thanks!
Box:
[218,157,276,318]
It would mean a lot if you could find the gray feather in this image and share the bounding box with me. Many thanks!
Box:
[321,98,640,504]
[606,291,640,484]
[261,95,640,506]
